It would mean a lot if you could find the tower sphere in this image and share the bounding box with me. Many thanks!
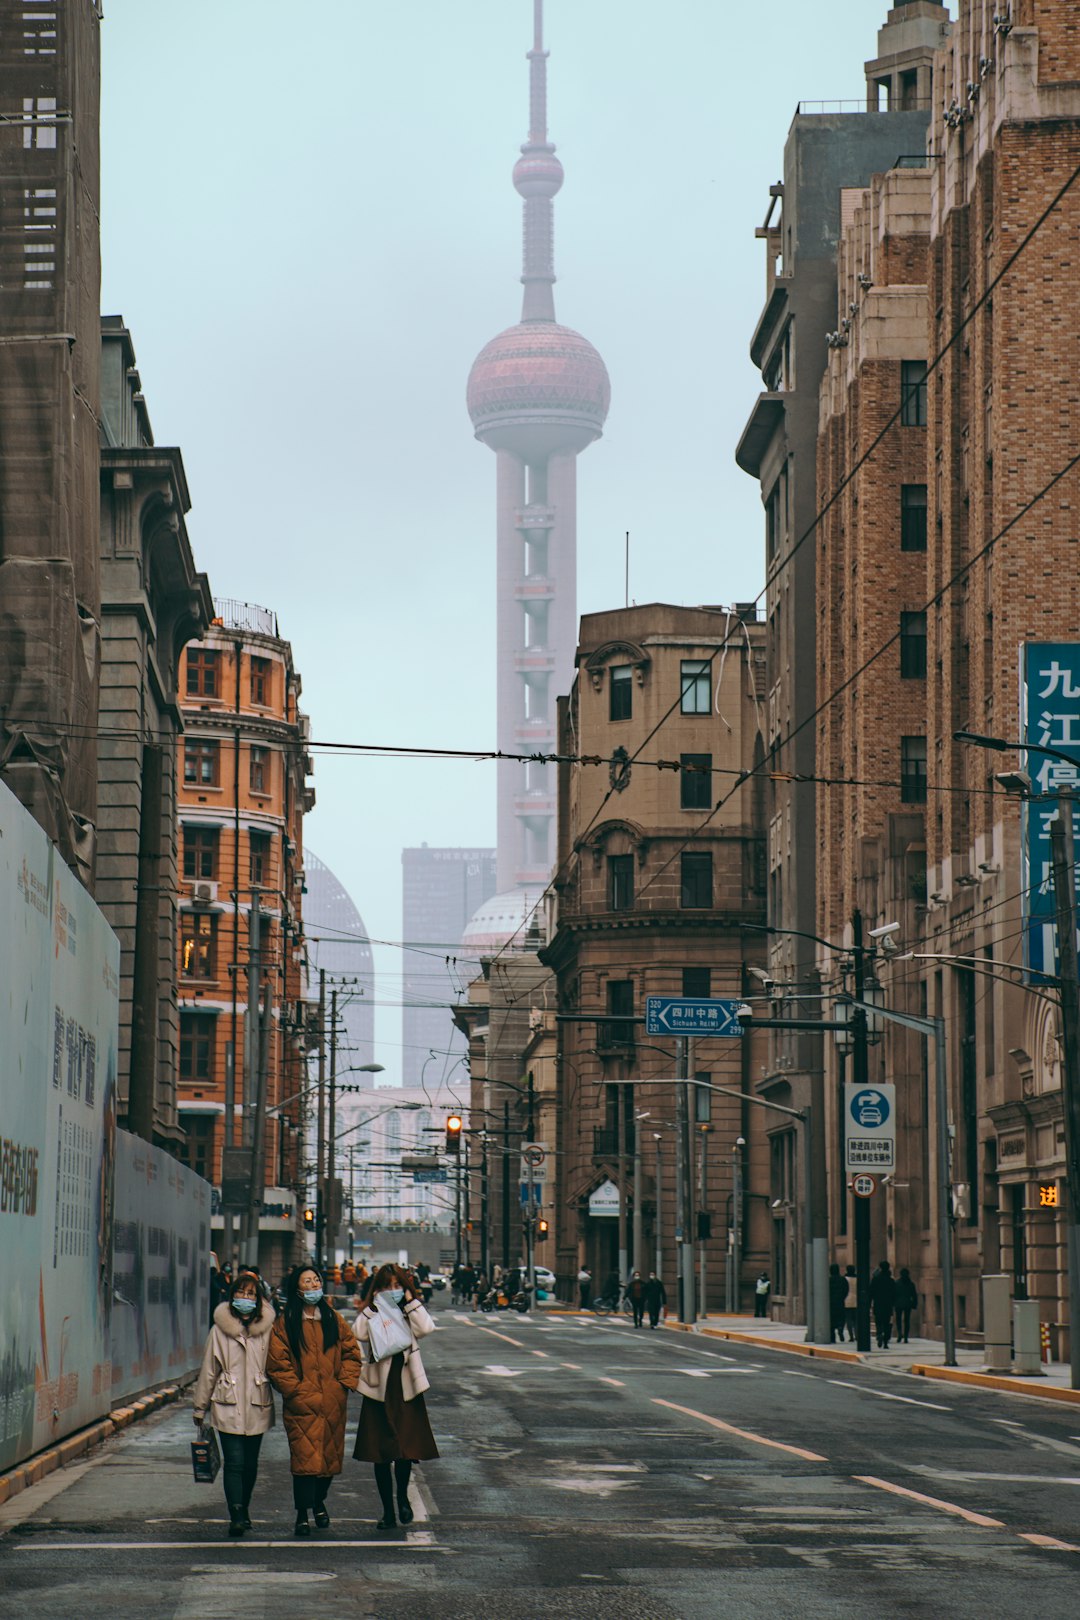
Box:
[467,321,611,457]
[513,147,564,199]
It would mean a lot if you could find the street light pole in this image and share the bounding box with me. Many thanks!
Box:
[852,911,872,1354]
[653,1134,662,1282]
[698,1125,709,1317]
[316,969,326,1267]
[675,1037,695,1323]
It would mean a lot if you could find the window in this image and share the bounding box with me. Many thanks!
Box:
[900,360,927,426]
[249,830,272,886]
[900,484,928,551]
[694,1073,712,1122]
[181,912,216,978]
[179,1114,214,1181]
[900,736,927,804]
[186,648,219,698]
[608,853,634,911]
[900,611,927,678]
[609,665,632,721]
[680,850,712,909]
[680,752,712,810]
[180,1014,215,1082]
[251,656,271,707]
[601,979,635,1050]
[680,660,710,714]
[683,967,710,999]
[184,739,220,787]
[183,825,219,880]
[249,746,269,794]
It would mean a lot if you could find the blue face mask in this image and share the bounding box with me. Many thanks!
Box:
[232,1297,257,1316]
[302,1288,323,1305]
[386,1287,405,1305]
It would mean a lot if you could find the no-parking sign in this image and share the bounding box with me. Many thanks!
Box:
[844,1084,896,1173]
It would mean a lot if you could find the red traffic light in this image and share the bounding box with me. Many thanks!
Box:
[445,1115,463,1153]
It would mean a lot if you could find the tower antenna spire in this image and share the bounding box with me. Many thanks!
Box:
[515,0,561,321]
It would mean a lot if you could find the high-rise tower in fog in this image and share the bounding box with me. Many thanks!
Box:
[467,0,610,896]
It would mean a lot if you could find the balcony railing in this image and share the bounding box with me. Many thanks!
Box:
[213,598,279,637]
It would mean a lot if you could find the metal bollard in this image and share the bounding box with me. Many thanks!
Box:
[982,1274,1011,1371]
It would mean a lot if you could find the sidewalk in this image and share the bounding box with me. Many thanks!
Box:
[664,1312,1080,1405]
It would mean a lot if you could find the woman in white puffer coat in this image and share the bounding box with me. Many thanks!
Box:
[192,1270,276,1537]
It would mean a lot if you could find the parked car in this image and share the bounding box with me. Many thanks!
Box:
[532,1266,556,1293]
[429,1273,448,1290]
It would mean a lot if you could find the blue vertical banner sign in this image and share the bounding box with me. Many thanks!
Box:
[1021,642,1080,977]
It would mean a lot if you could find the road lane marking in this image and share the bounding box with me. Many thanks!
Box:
[561,1361,581,1369]
[827,1378,951,1411]
[1019,1532,1080,1551]
[531,1349,550,1358]
[911,1467,1080,1487]
[652,1399,827,1461]
[598,1377,625,1387]
[853,1475,1005,1528]
[12,1541,446,1552]
[466,1323,526,1348]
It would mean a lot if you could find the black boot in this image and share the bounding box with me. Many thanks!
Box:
[228,1504,246,1538]
[374,1463,397,1530]
[294,1510,311,1538]
[395,1460,414,1525]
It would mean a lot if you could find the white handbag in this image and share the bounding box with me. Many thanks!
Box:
[366,1294,414,1363]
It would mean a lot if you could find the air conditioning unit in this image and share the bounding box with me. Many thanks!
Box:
[192,880,218,904]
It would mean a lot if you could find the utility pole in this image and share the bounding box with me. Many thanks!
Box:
[316,969,326,1268]
[697,1125,708,1317]
[223,1040,235,1266]
[240,896,265,1265]
[654,1135,663,1283]
[617,1082,628,1286]
[732,1136,744,1312]
[632,1111,642,1274]
[851,910,872,1353]
[502,1099,511,1270]
[1049,785,1080,1390]
[326,988,338,1263]
[480,1133,489,1279]
[676,1037,695,1323]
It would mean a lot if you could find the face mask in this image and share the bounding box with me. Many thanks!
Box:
[232,1297,256,1316]
[386,1288,405,1305]
[302,1288,323,1305]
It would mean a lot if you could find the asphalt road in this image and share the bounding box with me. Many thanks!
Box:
[3,1298,1080,1618]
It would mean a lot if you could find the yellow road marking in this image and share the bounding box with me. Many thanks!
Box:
[599,1377,625,1387]
[854,1475,1004,1528]
[466,1322,525,1349]
[1019,1532,1080,1551]
[652,1398,826,1461]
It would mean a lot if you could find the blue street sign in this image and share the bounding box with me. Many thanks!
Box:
[412,1170,448,1185]
[519,1183,542,1206]
[1021,641,1080,979]
[645,996,744,1037]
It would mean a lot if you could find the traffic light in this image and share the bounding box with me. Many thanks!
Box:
[445,1115,463,1153]
[537,1218,549,1240]
[303,1207,315,1230]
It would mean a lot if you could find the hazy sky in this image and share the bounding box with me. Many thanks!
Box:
[100,0,900,1075]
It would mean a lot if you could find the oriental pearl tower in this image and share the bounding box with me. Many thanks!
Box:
[467,0,610,914]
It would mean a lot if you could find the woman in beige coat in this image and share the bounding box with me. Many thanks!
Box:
[353,1263,439,1529]
[192,1270,276,1537]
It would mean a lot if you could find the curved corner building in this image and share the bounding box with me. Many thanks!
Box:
[467,0,610,896]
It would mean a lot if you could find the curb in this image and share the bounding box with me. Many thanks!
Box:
[664,1319,863,1364]
[0,1385,179,1508]
[911,1363,1080,1405]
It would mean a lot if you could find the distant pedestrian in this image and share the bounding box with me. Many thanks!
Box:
[625,1270,646,1328]
[894,1267,918,1344]
[828,1263,848,1344]
[471,1270,488,1312]
[843,1265,858,1341]
[577,1266,592,1309]
[644,1272,667,1328]
[753,1272,771,1319]
[353,1263,439,1529]
[869,1259,897,1349]
[266,1264,362,1537]
[192,1270,276,1538]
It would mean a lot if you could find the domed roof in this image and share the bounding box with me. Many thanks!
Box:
[513,149,564,199]
[461,887,545,954]
[467,321,610,456]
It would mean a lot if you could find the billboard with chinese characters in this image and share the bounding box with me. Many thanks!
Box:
[0,778,120,1473]
[1021,642,1080,978]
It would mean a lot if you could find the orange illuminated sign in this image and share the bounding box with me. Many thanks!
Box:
[1038,1183,1060,1208]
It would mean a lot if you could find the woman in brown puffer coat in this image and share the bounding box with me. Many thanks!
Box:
[266,1263,362,1537]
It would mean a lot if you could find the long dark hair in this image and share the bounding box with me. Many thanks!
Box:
[364,1263,410,1305]
[282,1264,340,1364]
[227,1270,264,1323]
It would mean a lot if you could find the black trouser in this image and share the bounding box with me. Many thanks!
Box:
[631,1302,644,1327]
[830,1310,846,1343]
[873,1309,892,1347]
[292,1474,332,1511]
[647,1304,661,1327]
[754,1295,768,1318]
[895,1307,912,1341]
[579,1285,591,1308]
[374,1460,412,1520]
[218,1432,263,1510]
